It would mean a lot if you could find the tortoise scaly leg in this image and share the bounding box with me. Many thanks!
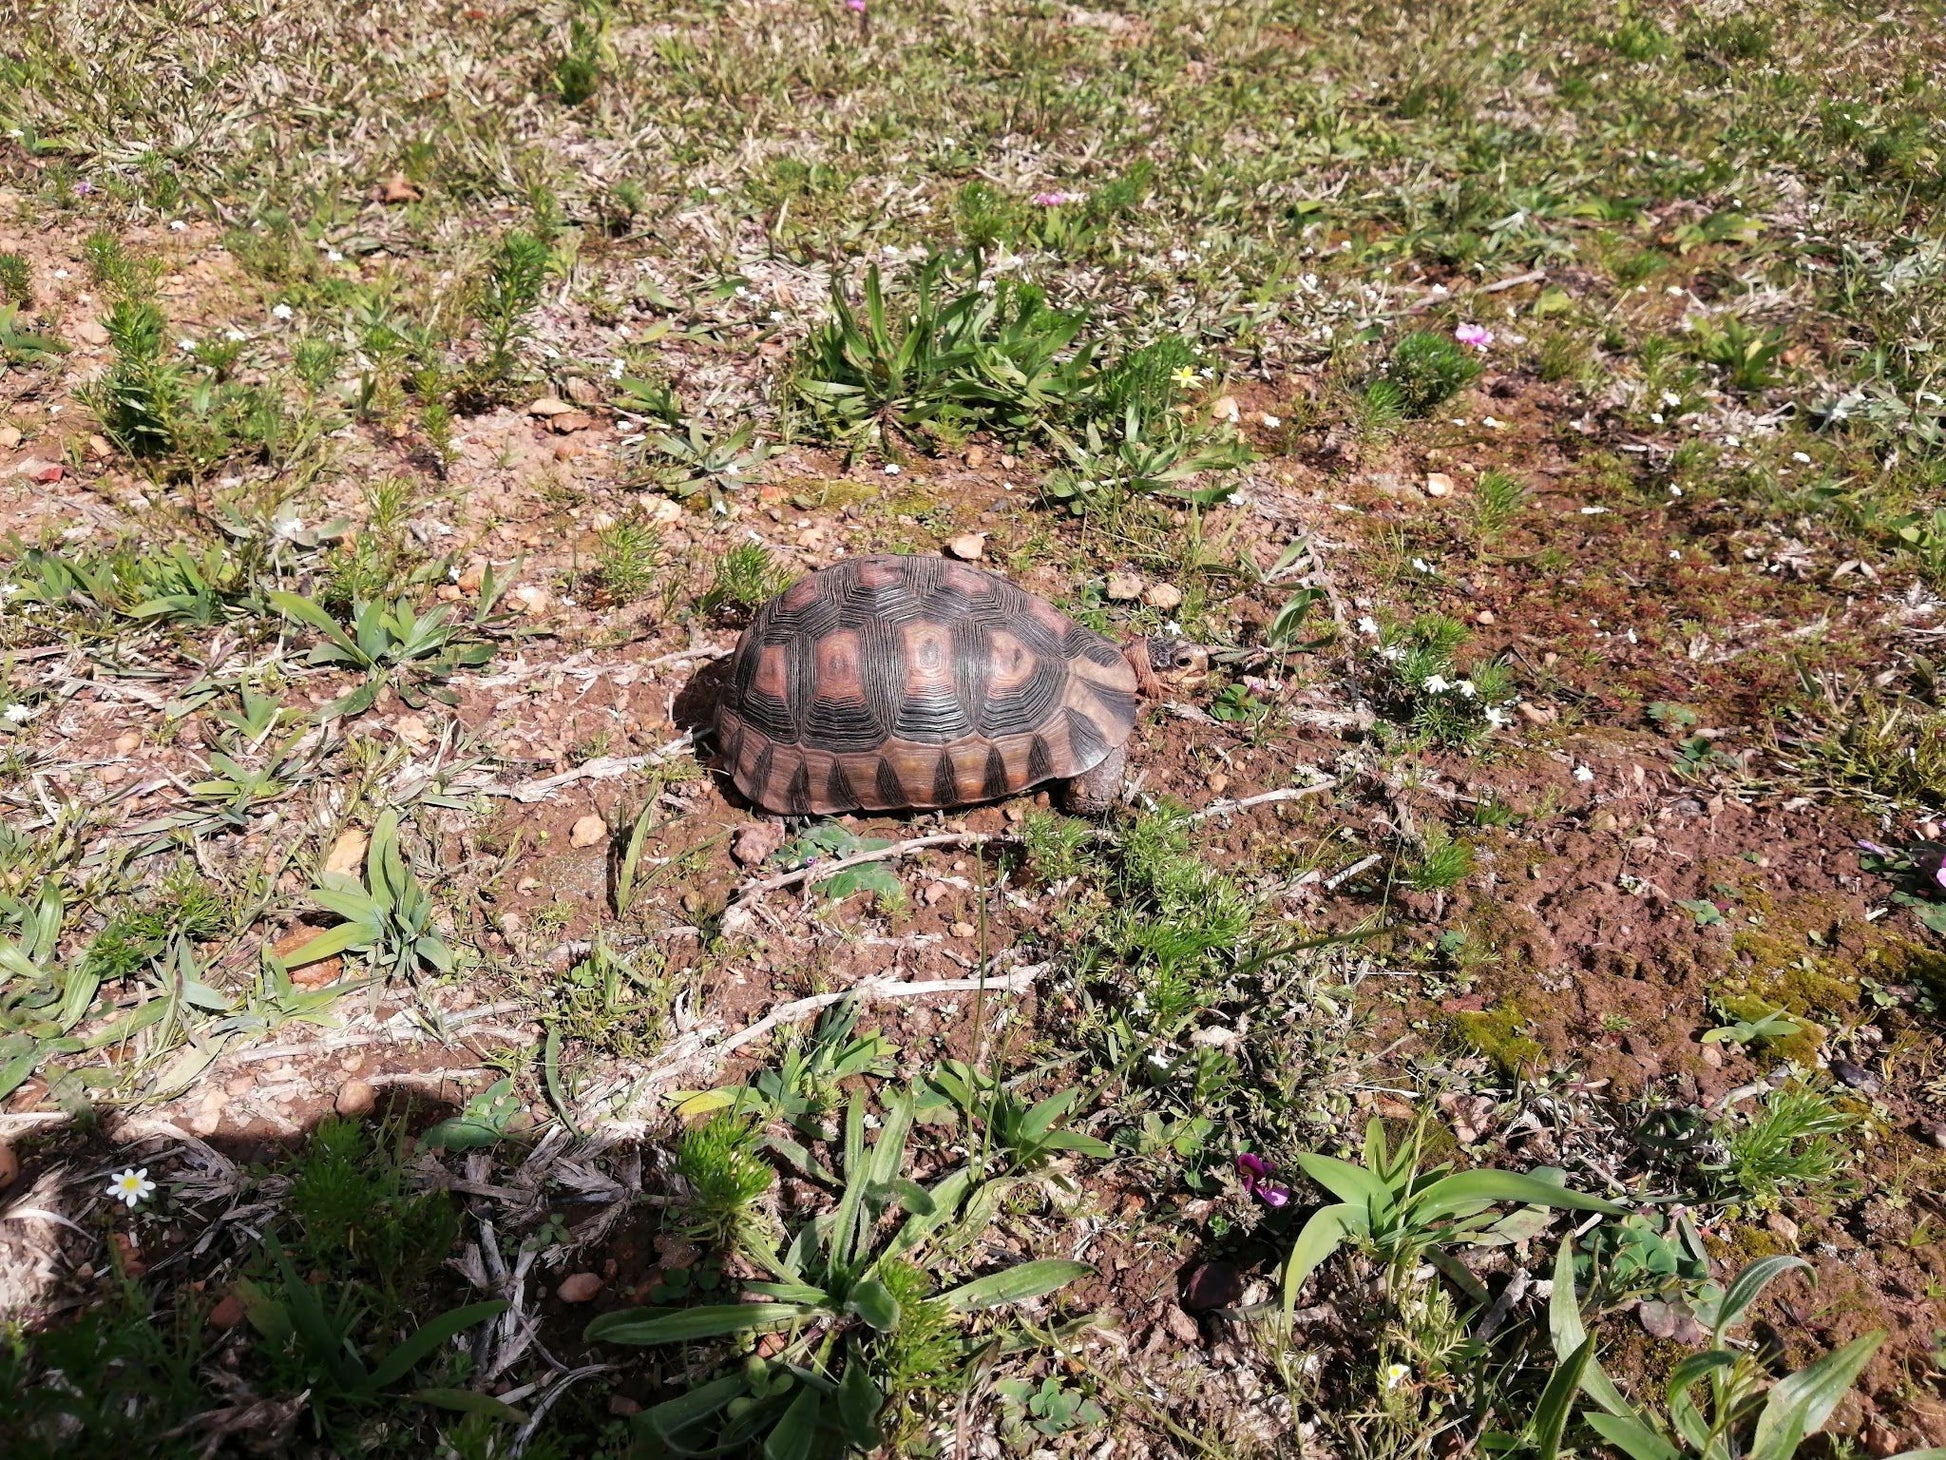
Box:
[1059,743,1126,817]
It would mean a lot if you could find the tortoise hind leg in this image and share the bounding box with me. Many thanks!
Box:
[1057,743,1126,817]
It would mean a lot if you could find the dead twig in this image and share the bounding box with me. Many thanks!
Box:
[730,830,1000,905]
[475,733,696,802]
[1187,780,1336,821]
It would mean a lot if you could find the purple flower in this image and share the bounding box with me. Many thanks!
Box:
[1858,840,1890,855]
[1455,322,1493,351]
[845,0,865,11]
[1031,190,1085,207]
[74,179,93,196]
[1237,1153,1291,1208]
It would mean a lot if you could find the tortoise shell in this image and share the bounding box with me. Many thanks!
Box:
[715,555,1139,814]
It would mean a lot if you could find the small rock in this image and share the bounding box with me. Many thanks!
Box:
[570,814,607,849]
[964,446,988,468]
[1209,395,1240,423]
[1425,472,1455,497]
[208,1293,246,1329]
[1144,582,1184,610]
[509,584,551,615]
[1766,1211,1799,1245]
[1516,701,1554,726]
[99,764,125,785]
[1182,1261,1244,1313]
[923,882,951,906]
[755,1331,789,1359]
[113,731,140,754]
[1914,1119,1946,1150]
[393,713,432,749]
[1862,1419,1905,1458]
[607,1395,642,1418]
[0,1144,17,1190]
[944,533,986,561]
[374,173,422,204]
[335,1079,376,1118]
[1637,1300,1705,1345]
[1105,572,1143,601]
[1831,1059,1881,1095]
[564,376,601,406]
[516,877,540,894]
[110,1232,147,1277]
[950,921,976,939]
[731,822,784,867]
[73,320,110,347]
[549,411,595,434]
[1698,1043,1723,1069]
[1918,819,1943,840]
[0,425,21,449]
[274,927,341,989]
[456,558,488,593]
[1207,772,1229,796]
[527,396,574,417]
[556,1272,603,1304]
[1476,609,1496,625]
[325,828,368,877]
[15,457,61,483]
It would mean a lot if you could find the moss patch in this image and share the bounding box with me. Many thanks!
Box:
[1450,1000,1545,1078]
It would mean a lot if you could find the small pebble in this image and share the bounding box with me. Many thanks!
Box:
[570,814,607,848]
[1105,572,1142,601]
[950,921,976,939]
[1831,1059,1880,1095]
[336,1079,376,1118]
[944,533,986,561]
[1425,472,1455,497]
[0,1144,17,1190]
[1144,582,1183,610]
[557,1272,603,1303]
[208,1293,246,1329]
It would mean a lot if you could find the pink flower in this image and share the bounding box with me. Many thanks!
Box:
[846,0,866,10]
[1455,322,1493,351]
[1237,1153,1291,1208]
[1031,190,1084,207]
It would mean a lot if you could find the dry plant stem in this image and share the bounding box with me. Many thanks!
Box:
[730,830,1001,904]
[702,970,1036,1066]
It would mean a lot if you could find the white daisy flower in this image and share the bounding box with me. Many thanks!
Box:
[107,1168,156,1207]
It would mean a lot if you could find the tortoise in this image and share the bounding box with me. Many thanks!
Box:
[713,554,1155,816]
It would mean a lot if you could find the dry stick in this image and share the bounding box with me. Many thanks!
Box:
[730,830,999,905]
[697,970,1037,1068]
[481,733,695,803]
[1185,781,1336,821]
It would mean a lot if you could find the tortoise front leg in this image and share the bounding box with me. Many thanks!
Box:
[1058,743,1126,817]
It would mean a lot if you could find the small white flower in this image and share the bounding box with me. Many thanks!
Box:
[1357,615,1379,635]
[1482,415,1505,429]
[1411,557,1434,573]
[1383,1362,1410,1390]
[270,303,293,321]
[883,464,901,475]
[168,219,187,232]
[1668,484,1683,497]
[1456,679,1477,698]
[1422,674,1450,694]
[1485,707,1509,728]
[1580,506,1609,516]
[1723,434,1740,447]
[1573,765,1595,783]
[1260,413,1281,428]
[0,583,19,599]
[106,1168,156,1207]
[53,268,70,279]
[274,517,304,539]
[326,249,344,263]
[769,310,784,321]
[1670,550,1681,560]
[3,703,33,722]
[1649,413,1664,424]
[224,328,245,342]
[1378,645,1404,662]
[1792,451,1811,463]
[1661,391,1681,407]
[609,358,625,378]
[177,338,197,352]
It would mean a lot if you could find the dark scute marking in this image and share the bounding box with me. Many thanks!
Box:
[1027,734,1055,783]
[803,693,887,753]
[714,714,741,767]
[826,758,860,811]
[894,689,971,742]
[785,759,813,815]
[856,616,907,736]
[746,743,775,805]
[875,756,907,809]
[1065,627,1125,666]
[982,745,1011,801]
[1085,683,1139,734]
[949,613,989,726]
[978,656,1067,739]
[735,689,797,743]
[1064,707,1109,770]
[932,750,960,806]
